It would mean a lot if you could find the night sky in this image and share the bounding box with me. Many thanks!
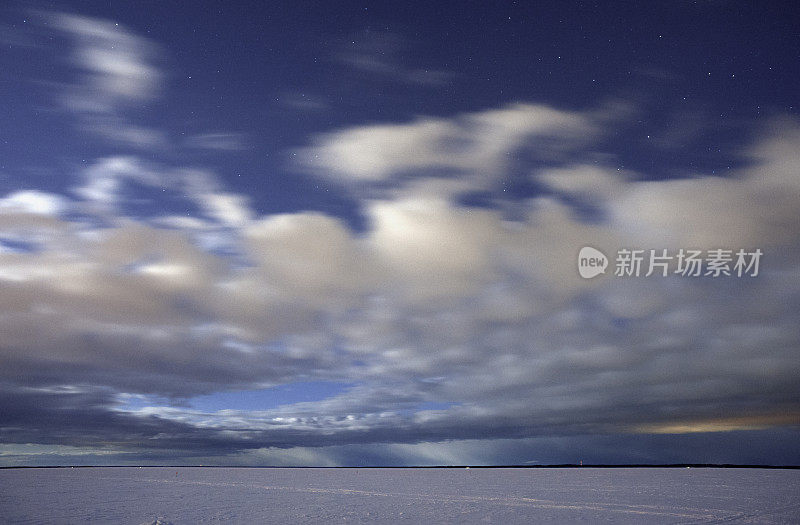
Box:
[1,0,799,466]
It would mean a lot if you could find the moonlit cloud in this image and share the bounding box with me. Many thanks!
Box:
[52,13,162,110]
[32,12,167,149]
[200,193,253,228]
[296,103,599,189]
[74,156,161,209]
[0,190,67,216]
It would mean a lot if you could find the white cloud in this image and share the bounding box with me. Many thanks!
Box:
[74,156,161,211]
[32,12,167,150]
[0,190,67,216]
[610,134,800,250]
[200,193,253,228]
[538,165,628,202]
[366,197,502,301]
[73,157,255,231]
[52,13,162,110]
[296,103,599,192]
[243,212,373,303]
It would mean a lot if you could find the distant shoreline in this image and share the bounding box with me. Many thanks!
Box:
[2,464,798,470]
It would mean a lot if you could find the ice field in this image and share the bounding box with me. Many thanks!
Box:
[1,467,798,524]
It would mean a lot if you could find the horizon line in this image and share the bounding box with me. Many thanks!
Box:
[2,463,798,470]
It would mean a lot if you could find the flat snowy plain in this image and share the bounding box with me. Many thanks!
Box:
[1,467,798,524]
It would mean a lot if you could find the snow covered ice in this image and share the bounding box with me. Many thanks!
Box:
[1,467,798,524]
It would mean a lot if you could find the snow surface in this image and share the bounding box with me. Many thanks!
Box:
[0,467,798,524]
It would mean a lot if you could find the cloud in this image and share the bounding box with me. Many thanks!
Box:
[51,13,162,110]
[1,101,799,465]
[336,31,453,86]
[20,12,168,148]
[243,213,372,302]
[71,156,258,232]
[295,102,600,197]
[366,197,503,301]
[200,193,253,228]
[633,413,800,434]
[87,118,168,148]
[606,123,800,251]
[74,156,162,210]
[0,190,67,216]
[184,133,248,151]
[538,165,627,203]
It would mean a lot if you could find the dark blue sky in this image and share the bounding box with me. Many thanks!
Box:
[0,1,798,466]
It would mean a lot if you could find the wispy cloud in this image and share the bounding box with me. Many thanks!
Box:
[184,133,249,151]
[8,12,168,149]
[336,31,453,86]
[295,102,601,199]
[51,12,162,111]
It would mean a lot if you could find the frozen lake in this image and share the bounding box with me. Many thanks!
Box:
[1,467,798,524]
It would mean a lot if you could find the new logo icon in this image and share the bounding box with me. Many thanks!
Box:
[578,246,608,279]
